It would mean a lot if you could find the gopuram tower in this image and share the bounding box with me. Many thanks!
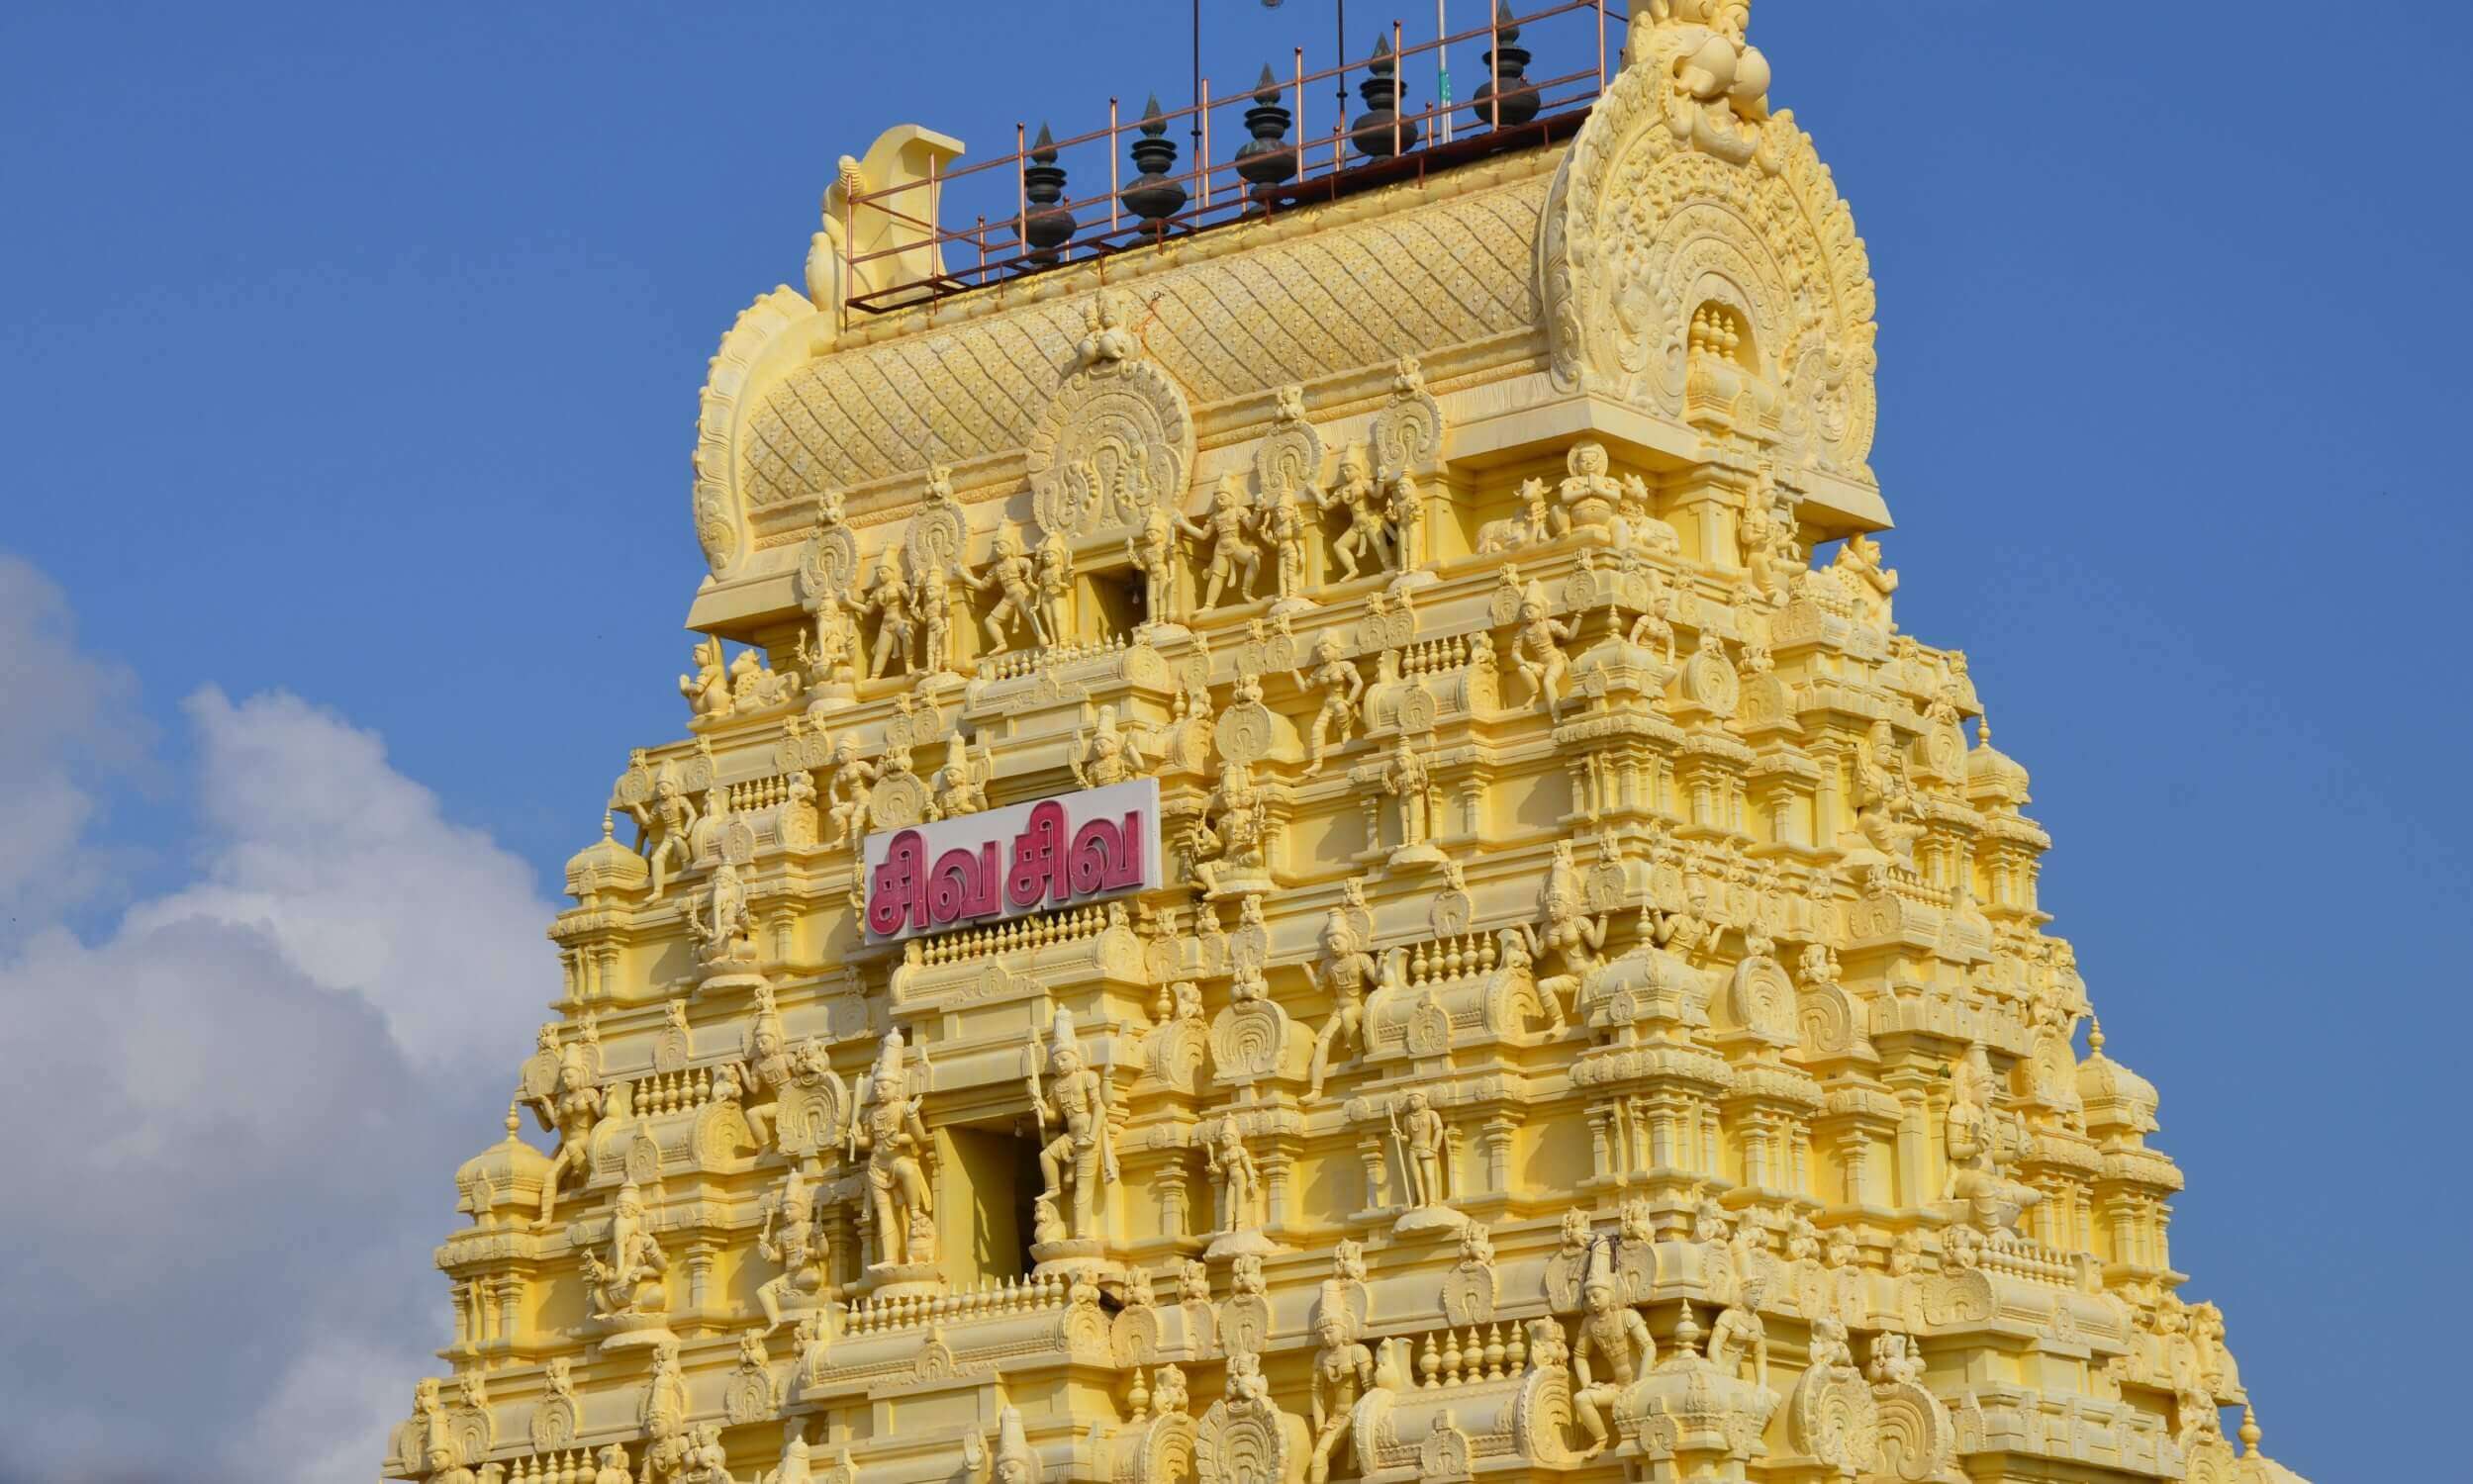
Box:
[385,6,2306,1484]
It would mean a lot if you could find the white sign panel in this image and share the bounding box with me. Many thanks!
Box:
[861,778,1161,943]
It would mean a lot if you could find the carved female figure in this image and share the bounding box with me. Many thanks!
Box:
[534,1051,605,1226]
[1706,1277,1770,1389]
[1300,631,1363,775]
[1524,847,1607,1023]
[1260,484,1312,603]
[1033,528,1075,643]
[864,561,916,679]
[1203,1115,1260,1234]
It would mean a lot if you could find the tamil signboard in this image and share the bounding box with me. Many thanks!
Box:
[861,778,1161,943]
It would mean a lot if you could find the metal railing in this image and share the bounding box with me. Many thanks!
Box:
[840,1,1616,317]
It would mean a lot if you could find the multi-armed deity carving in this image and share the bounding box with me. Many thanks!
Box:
[580,1179,670,1342]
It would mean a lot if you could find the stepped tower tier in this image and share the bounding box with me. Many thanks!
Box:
[387,6,2305,1484]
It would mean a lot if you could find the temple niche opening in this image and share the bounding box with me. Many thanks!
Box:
[390,5,2306,1484]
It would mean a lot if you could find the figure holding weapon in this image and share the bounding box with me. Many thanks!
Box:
[1024,1008,1114,1244]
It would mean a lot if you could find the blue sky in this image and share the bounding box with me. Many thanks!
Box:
[2,2,2465,1478]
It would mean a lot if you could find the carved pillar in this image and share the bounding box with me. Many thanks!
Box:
[1883,1068,1933,1209]
[494,1271,527,1352]
[1356,1133,1388,1217]
[1153,1158,1191,1242]
[1587,1105,1614,1182]
[686,1238,722,1321]
[1263,1137,1301,1235]
[1480,1114,1516,1195]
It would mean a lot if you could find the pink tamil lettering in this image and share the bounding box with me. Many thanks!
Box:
[869,829,927,936]
[926,842,1003,926]
[1068,810,1144,894]
[1007,799,1069,907]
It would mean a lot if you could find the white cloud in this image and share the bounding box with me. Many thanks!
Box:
[0,555,146,938]
[0,559,561,1484]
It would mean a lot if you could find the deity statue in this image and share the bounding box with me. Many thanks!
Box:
[1033,527,1075,645]
[530,1040,604,1226]
[680,636,732,719]
[1306,1307,1375,1484]
[963,529,1050,652]
[1202,1114,1261,1235]
[1707,1277,1770,1389]
[1571,1245,1654,1457]
[1318,441,1394,580]
[1072,704,1150,788]
[1379,734,1439,861]
[847,1030,935,1271]
[1522,842,1604,1027]
[685,858,758,970]
[927,733,994,821]
[1259,482,1313,604]
[1299,631,1363,776]
[1305,909,1379,1098]
[914,558,959,676]
[1080,289,1135,365]
[1849,720,1927,868]
[1128,500,1206,629]
[1026,1009,1116,1245]
[795,596,861,696]
[755,1167,825,1332]
[822,734,878,848]
[1386,1089,1449,1210]
[582,1180,668,1321]
[863,560,916,679]
[1379,465,1424,568]
[628,767,701,899]
[592,1444,631,1484]
[1187,758,1269,895]
[1510,582,1575,721]
[1834,532,1897,628]
[1195,474,1264,610]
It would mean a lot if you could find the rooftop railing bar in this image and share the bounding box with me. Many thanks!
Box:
[841,2,1614,318]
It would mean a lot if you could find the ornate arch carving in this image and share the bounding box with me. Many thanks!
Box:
[692,288,825,578]
[1025,299,1198,551]
[1537,13,1877,480]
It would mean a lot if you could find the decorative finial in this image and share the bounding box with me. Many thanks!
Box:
[505,1100,523,1140]
[601,811,616,839]
[2238,1405,2261,1455]
[1235,62,1297,194]
[2087,1018,2105,1054]
[1022,123,1075,258]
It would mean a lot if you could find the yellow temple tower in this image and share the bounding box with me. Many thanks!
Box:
[384,6,2307,1483]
